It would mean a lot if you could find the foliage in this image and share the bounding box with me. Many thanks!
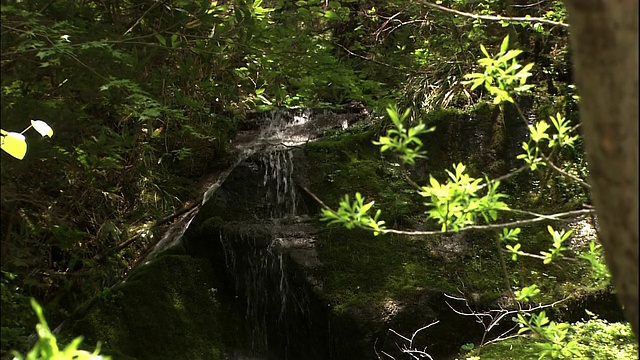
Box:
[466,312,637,360]
[319,29,617,360]
[420,163,509,231]
[1,272,33,356]
[11,298,110,360]
[0,0,613,358]
[518,113,579,171]
[464,35,534,104]
[320,192,386,235]
[373,106,435,165]
[515,311,582,359]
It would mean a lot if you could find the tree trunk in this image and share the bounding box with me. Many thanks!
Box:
[563,0,638,340]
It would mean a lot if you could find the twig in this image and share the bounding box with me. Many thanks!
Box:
[540,153,591,190]
[419,1,569,28]
[478,164,529,190]
[334,43,420,74]
[444,293,570,347]
[507,208,581,222]
[503,249,580,263]
[376,209,594,236]
[124,1,161,36]
[387,321,439,360]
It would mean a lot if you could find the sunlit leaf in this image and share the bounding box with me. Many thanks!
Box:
[324,10,340,19]
[500,35,510,53]
[1,129,27,160]
[31,119,54,137]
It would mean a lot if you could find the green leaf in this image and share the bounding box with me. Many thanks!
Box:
[156,34,167,46]
[497,49,522,63]
[324,10,340,19]
[499,35,510,53]
[480,44,490,58]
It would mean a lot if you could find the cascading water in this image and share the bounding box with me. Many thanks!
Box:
[177,108,365,359]
[262,149,298,219]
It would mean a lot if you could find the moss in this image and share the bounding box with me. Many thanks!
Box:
[303,104,619,357]
[303,129,423,226]
[315,227,505,309]
[65,255,245,360]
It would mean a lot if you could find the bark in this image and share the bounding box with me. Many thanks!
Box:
[563,0,638,339]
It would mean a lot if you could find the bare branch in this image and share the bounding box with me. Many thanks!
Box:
[124,1,162,36]
[444,293,571,346]
[376,209,595,236]
[478,164,530,190]
[387,321,440,360]
[419,1,569,28]
[540,153,591,190]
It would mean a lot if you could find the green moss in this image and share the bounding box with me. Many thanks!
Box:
[304,129,424,226]
[304,104,619,357]
[65,255,245,360]
[315,227,502,311]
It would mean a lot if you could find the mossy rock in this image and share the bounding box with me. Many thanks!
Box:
[64,255,245,360]
[300,105,619,358]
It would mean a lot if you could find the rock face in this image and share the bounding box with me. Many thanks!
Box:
[182,148,337,360]
[64,106,623,360]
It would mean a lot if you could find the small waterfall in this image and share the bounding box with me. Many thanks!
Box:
[262,149,298,219]
[179,108,368,359]
[212,224,323,359]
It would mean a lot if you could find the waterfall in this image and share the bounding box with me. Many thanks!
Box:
[262,149,298,219]
[211,224,321,359]
[177,108,367,359]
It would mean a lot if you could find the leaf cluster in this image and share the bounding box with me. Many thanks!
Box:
[12,299,110,360]
[420,163,509,231]
[463,35,534,104]
[373,106,435,166]
[320,192,386,235]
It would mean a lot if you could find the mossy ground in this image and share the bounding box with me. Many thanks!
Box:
[63,251,246,360]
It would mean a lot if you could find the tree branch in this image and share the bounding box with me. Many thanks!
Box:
[302,184,594,236]
[540,153,591,190]
[375,209,594,236]
[419,1,569,28]
[334,43,421,74]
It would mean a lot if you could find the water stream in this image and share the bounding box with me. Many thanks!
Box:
[138,108,365,359]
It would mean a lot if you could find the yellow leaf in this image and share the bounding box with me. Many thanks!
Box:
[1,129,27,160]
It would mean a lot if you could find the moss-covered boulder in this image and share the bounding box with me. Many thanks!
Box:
[64,252,246,360]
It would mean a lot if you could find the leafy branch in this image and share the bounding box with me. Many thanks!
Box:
[463,35,534,104]
[373,106,435,166]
